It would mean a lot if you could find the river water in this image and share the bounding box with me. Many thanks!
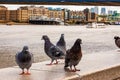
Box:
[0,24,119,68]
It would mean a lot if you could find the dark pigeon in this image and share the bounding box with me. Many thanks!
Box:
[64,39,82,72]
[56,34,66,55]
[15,46,33,75]
[114,36,120,50]
[42,35,65,65]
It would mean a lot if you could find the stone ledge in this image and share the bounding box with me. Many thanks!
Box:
[0,50,120,80]
[80,65,120,80]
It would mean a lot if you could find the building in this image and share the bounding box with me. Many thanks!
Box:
[113,10,117,14]
[28,6,49,19]
[48,8,64,21]
[17,7,29,22]
[108,10,113,15]
[94,6,99,14]
[98,15,107,22]
[28,6,64,22]
[0,6,7,10]
[0,5,65,23]
[0,6,8,22]
[101,8,106,15]
[84,8,98,22]
[112,12,120,21]
[83,8,90,21]
[90,6,99,14]
[17,6,64,22]
[9,10,18,22]
[90,13,98,22]
[107,11,120,23]
[66,10,85,23]
[90,8,94,13]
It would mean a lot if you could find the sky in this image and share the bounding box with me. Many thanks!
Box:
[1,4,120,14]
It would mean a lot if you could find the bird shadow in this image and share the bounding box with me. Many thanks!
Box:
[117,50,120,52]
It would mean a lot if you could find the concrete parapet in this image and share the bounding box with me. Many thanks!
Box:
[0,50,120,80]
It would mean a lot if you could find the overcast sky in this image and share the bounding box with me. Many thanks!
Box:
[1,4,120,14]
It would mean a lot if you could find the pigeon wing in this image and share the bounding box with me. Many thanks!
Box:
[56,35,66,54]
[49,46,64,58]
[64,49,71,67]
[15,52,24,68]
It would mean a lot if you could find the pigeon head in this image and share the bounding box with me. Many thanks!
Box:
[61,34,64,37]
[61,34,64,39]
[70,38,82,53]
[76,39,82,44]
[114,36,120,40]
[60,34,64,39]
[22,46,29,51]
[41,35,50,41]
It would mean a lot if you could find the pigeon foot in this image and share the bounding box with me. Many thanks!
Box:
[75,69,80,71]
[25,72,31,75]
[54,62,58,64]
[69,69,76,72]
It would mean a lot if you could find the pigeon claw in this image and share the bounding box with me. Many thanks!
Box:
[54,60,59,65]
[75,69,80,71]
[54,63,58,65]
[70,69,76,72]
[54,62,58,64]
[25,72,31,75]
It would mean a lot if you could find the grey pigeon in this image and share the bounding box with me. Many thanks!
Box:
[64,39,82,72]
[56,34,66,55]
[15,46,33,75]
[114,36,120,49]
[42,35,65,65]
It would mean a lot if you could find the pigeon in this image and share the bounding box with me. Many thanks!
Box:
[64,39,82,72]
[15,46,33,75]
[42,35,65,65]
[114,36,120,50]
[56,34,66,55]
